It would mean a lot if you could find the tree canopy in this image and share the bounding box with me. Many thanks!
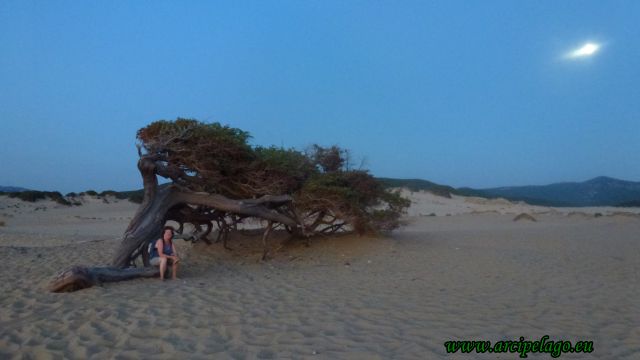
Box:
[137,118,409,234]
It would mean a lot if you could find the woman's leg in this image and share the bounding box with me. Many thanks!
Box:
[159,257,167,280]
[171,260,179,280]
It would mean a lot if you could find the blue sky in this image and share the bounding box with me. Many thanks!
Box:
[1,1,639,193]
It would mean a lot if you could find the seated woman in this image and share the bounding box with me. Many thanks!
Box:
[150,226,180,280]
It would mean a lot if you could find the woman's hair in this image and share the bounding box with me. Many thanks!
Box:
[162,226,175,242]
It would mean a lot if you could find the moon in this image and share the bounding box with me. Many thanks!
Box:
[566,42,601,59]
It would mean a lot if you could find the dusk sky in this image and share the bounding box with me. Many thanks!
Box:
[1,1,639,194]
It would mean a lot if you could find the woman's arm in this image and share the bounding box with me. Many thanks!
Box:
[157,240,177,260]
[172,244,178,258]
[156,239,165,257]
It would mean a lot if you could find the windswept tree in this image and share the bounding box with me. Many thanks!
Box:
[50,119,409,292]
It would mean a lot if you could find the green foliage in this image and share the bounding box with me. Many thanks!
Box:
[252,146,317,194]
[8,191,47,202]
[5,187,145,207]
[308,144,346,172]
[86,189,145,203]
[254,146,316,176]
[137,118,251,149]
[297,171,409,233]
[99,190,119,197]
[136,119,410,233]
[138,118,254,195]
[380,188,412,212]
[49,192,72,206]
[127,192,144,204]
[7,191,71,206]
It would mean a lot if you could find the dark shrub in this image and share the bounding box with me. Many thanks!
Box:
[8,191,47,202]
[128,193,144,204]
[99,190,119,197]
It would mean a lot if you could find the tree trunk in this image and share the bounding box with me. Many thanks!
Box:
[111,157,174,268]
[51,156,304,292]
[49,266,160,292]
[111,187,300,267]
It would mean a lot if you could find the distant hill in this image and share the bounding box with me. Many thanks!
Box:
[0,186,29,192]
[378,176,640,207]
[617,200,640,207]
[472,176,640,207]
[5,177,640,208]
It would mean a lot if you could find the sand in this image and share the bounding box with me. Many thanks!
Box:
[1,192,640,359]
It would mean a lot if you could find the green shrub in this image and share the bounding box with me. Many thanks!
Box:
[8,191,47,202]
[48,192,72,206]
[7,191,71,206]
[128,193,144,204]
[99,190,119,197]
[113,189,144,202]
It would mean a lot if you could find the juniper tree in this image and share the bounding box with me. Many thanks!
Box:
[50,119,409,292]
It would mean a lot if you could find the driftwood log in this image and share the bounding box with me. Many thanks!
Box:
[49,266,160,292]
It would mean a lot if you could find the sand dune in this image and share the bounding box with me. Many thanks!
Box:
[1,192,640,358]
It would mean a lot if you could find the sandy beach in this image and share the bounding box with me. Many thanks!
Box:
[1,192,639,359]
[4,1,639,358]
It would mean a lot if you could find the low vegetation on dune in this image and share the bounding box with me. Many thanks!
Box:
[110,190,144,203]
[513,213,537,222]
[1,190,72,206]
[0,189,145,206]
